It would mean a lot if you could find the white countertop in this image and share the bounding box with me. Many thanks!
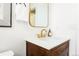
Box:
[25,36,69,50]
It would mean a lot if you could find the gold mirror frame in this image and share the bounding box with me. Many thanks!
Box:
[29,3,49,28]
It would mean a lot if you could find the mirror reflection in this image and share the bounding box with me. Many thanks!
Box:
[29,3,49,27]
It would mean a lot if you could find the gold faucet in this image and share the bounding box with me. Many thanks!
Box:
[41,29,47,38]
[37,29,53,38]
[37,29,47,38]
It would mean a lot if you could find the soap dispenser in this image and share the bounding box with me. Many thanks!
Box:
[48,29,53,37]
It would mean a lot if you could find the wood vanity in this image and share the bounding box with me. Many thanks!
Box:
[26,37,70,56]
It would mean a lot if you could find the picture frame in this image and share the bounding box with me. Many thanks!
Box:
[0,3,12,27]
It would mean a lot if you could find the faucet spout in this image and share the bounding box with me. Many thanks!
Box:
[41,29,47,38]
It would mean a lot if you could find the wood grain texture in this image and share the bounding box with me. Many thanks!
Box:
[26,40,69,56]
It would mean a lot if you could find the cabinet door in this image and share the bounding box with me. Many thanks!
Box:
[59,48,69,56]
[26,42,38,56]
[50,41,69,56]
[26,42,48,56]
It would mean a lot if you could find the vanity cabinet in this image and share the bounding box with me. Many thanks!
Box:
[26,40,69,56]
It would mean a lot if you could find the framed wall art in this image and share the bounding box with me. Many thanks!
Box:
[0,3,12,27]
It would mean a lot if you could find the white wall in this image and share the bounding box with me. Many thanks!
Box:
[49,3,78,56]
[75,4,79,56]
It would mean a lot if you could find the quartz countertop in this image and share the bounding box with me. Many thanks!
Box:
[25,36,70,50]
